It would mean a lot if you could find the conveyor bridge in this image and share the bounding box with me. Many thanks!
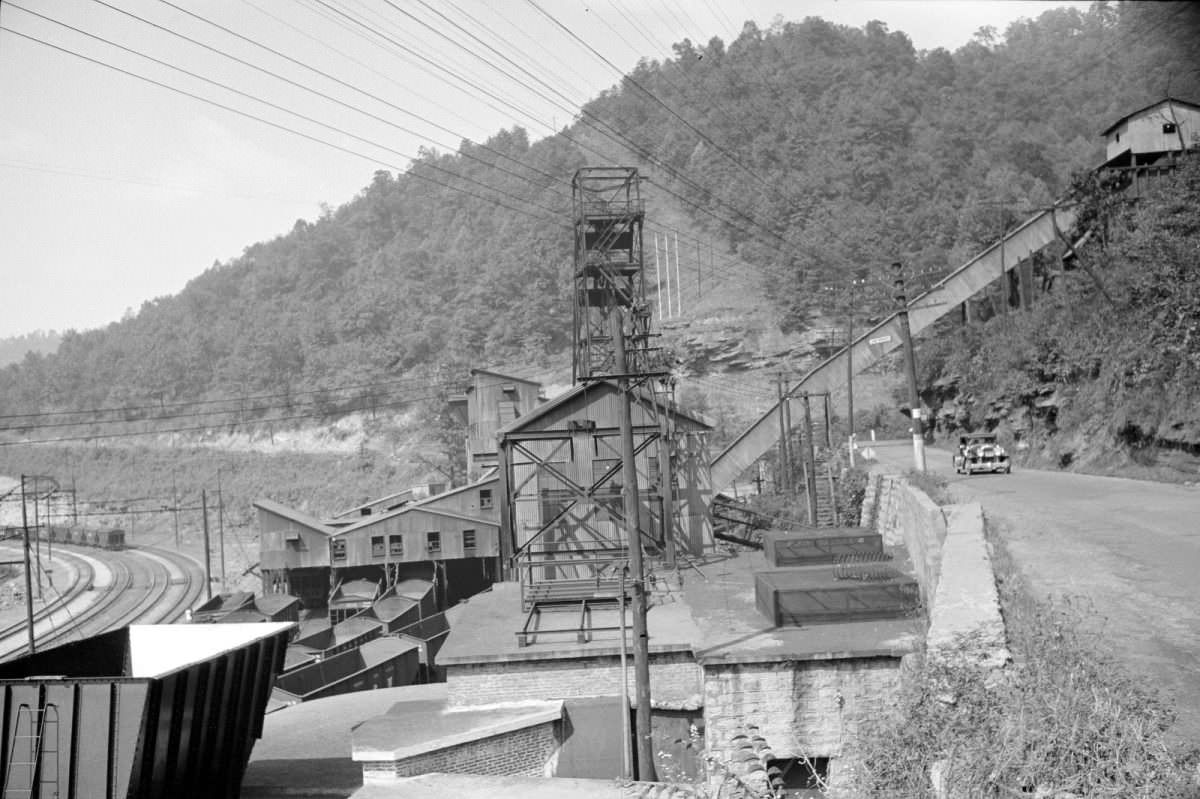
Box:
[710,201,1079,492]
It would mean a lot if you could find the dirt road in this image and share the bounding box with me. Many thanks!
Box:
[870,440,1200,744]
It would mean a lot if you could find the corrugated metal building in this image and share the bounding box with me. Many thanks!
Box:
[496,380,714,597]
[256,499,335,609]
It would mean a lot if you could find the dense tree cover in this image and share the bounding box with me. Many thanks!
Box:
[1,2,1196,443]
[0,330,60,367]
[919,156,1200,464]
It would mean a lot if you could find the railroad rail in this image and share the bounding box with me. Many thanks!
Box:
[0,544,203,660]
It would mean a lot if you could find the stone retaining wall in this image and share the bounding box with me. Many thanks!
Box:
[867,472,1009,666]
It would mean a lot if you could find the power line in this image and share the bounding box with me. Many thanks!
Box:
[0,25,562,222]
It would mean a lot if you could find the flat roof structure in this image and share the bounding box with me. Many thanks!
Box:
[352,683,562,763]
[439,548,922,669]
[245,686,426,798]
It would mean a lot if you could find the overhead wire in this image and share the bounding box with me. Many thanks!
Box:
[70,0,565,212]
[11,2,916,347]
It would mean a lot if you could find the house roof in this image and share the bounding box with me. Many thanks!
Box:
[253,499,334,536]
[495,379,712,438]
[331,502,498,537]
[409,473,498,508]
[468,368,543,388]
[331,488,416,519]
[1101,97,1200,136]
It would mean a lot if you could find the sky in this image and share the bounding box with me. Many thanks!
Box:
[0,0,1091,339]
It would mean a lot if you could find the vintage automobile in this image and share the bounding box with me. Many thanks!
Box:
[954,433,1011,475]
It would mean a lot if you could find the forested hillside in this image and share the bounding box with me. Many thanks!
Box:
[1,3,1197,458]
[0,330,59,367]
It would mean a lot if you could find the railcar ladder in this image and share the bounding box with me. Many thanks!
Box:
[4,701,59,798]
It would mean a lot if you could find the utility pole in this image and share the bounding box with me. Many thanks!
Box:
[201,489,212,600]
[776,374,791,494]
[32,483,42,600]
[846,301,855,467]
[612,311,656,782]
[217,468,227,592]
[172,472,180,549]
[801,393,819,525]
[20,476,36,654]
[893,261,927,472]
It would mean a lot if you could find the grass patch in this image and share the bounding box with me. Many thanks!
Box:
[844,519,1198,798]
[903,469,953,506]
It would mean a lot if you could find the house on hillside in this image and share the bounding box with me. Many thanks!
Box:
[496,380,714,599]
[447,369,546,480]
[1102,97,1200,166]
[1101,97,1200,197]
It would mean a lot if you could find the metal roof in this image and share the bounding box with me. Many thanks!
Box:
[495,379,712,439]
[253,498,335,536]
[1100,97,1200,136]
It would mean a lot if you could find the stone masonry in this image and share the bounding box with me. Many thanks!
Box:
[703,657,904,785]
[360,719,560,782]
[447,651,702,709]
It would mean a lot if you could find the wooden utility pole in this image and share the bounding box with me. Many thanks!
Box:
[20,476,36,654]
[801,394,819,525]
[776,374,791,494]
[611,310,656,782]
[217,468,227,591]
[172,472,180,549]
[893,262,927,472]
[201,489,212,600]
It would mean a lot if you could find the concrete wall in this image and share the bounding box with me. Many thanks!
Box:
[446,652,701,709]
[361,720,560,782]
[867,472,1009,666]
[703,658,903,786]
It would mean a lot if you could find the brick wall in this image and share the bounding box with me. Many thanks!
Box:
[703,657,903,786]
[361,720,560,783]
[447,651,701,708]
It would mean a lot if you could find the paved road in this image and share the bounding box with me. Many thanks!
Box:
[870,440,1200,744]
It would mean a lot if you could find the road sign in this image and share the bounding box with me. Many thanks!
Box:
[868,335,892,345]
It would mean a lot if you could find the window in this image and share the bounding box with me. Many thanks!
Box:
[479,489,493,510]
[463,529,477,552]
[593,458,622,491]
[1115,132,1121,143]
[371,535,385,558]
[389,534,404,557]
[331,539,346,561]
[426,531,441,555]
[1163,122,1178,134]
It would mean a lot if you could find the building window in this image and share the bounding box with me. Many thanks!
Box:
[1163,122,1178,134]
[389,534,404,557]
[463,529,477,552]
[479,489,493,509]
[426,531,441,556]
[331,539,347,562]
[371,535,385,559]
[593,458,622,491]
[1115,132,1120,143]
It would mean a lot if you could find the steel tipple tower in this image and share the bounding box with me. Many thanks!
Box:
[571,167,656,383]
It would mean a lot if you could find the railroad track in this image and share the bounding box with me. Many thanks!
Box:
[0,544,204,660]
[0,547,96,658]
